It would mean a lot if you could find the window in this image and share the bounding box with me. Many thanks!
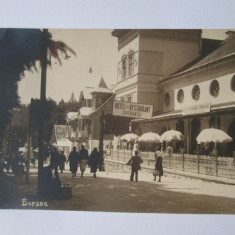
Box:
[121,56,127,79]
[164,93,170,107]
[106,101,111,109]
[192,85,200,101]
[97,97,102,105]
[210,80,219,97]
[132,92,137,102]
[128,51,134,76]
[231,74,235,92]
[127,95,132,102]
[82,119,85,131]
[177,89,184,103]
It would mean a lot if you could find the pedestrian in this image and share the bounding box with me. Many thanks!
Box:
[88,147,99,178]
[126,151,143,182]
[49,147,60,179]
[166,143,173,168]
[79,145,88,178]
[132,141,139,157]
[153,151,163,182]
[67,147,79,178]
[59,151,67,173]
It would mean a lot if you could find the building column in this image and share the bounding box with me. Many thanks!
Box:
[186,118,191,154]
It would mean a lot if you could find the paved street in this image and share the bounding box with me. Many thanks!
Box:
[17,168,235,214]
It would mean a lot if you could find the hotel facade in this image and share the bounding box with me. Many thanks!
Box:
[112,29,235,156]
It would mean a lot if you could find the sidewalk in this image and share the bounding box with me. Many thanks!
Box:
[105,159,235,185]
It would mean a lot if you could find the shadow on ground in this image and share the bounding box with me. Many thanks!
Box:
[14,172,235,214]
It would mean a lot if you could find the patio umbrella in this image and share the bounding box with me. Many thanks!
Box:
[138,132,161,153]
[120,133,139,142]
[138,132,161,143]
[196,128,232,144]
[161,130,184,142]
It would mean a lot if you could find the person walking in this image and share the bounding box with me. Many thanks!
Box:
[126,151,143,182]
[153,150,163,182]
[79,145,88,178]
[59,151,66,173]
[49,147,60,179]
[166,143,173,169]
[67,147,79,178]
[88,147,99,178]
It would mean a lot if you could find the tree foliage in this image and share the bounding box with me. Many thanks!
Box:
[0,28,76,142]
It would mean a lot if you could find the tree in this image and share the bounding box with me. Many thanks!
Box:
[0,29,76,142]
[69,92,77,103]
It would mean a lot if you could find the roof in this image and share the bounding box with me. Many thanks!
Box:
[78,107,92,117]
[88,93,115,116]
[79,87,94,101]
[66,112,78,121]
[91,87,113,94]
[164,33,235,81]
[91,77,113,94]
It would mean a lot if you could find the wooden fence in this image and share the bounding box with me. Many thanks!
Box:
[106,149,235,179]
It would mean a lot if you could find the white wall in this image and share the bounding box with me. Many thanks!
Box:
[173,72,235,111]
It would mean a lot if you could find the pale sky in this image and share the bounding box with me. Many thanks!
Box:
[18,29,233,104]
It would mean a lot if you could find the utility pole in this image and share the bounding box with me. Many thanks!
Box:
[99,110,105,171]
[25,98,33,183]
[38,29,48,194]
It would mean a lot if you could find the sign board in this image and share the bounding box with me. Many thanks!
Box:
[182,103,211,116]
[113,101,153,119]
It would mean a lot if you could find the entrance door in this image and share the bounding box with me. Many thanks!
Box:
[191,118,201,154]
[228,118,235,157]
[176,119,184,152]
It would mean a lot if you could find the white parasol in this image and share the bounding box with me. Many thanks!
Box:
[120,133,139,142]
[196,128,232,144]
[161,130,184,142]
[138,132,161,143]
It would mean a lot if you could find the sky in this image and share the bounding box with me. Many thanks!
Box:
[18,29,233,104]
[18,29,119,104]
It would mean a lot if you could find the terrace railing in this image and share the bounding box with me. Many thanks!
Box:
[106,149,235,179]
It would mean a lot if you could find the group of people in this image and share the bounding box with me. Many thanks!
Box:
[126,149,163,183]
[49,145,100,179]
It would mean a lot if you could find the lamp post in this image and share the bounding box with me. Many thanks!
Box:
[99,110,105,171]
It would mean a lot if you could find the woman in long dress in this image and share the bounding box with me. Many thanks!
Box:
[88,148,99,178]
[67,147,79,178]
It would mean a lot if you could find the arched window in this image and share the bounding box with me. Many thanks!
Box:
[210,80,220,97]
[177,89,184,103]
[209,116,221,129]
[164,93,170,107]
[231,74,235,92]
[192,85,200,101]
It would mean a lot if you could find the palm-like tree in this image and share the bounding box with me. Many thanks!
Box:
[0,28,76,140]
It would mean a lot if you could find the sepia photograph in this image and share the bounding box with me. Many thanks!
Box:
[0,28,235,214]
[1,1,235,234]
